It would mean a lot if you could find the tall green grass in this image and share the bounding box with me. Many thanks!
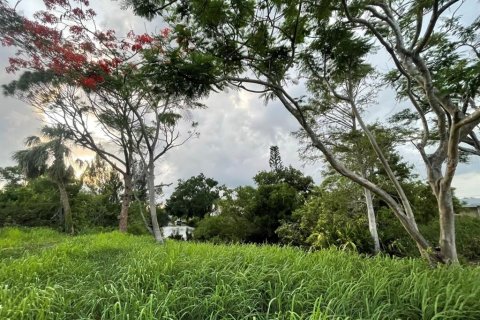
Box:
[0,227,479,319]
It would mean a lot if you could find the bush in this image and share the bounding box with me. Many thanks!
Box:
[194,213,256,243]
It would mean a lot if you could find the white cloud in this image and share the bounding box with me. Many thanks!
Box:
[0,0,477,201]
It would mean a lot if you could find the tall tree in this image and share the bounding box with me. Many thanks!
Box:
[13,125,76,234]
[0,0,198,240]
[333,0,480,263]
[269,146,284,172]
[166,173,221,220]
[125,0,480,263]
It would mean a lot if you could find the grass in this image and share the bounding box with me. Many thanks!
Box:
[0,228,479,319]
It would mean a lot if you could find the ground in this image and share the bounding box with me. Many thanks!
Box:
[0,227,479,319]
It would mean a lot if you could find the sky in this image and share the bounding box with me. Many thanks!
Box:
[0,0,479,201]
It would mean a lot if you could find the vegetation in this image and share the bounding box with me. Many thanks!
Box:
[122,0,480,264]
[0,1,479,316]
[166,173,222,221]
[1,227,479,319]
[13,125,77,234]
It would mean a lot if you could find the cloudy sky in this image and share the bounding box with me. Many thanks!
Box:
[0,0,479,200]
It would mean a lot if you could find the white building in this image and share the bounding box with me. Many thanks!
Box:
[162,219,194,240]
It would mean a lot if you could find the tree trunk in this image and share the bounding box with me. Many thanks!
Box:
[119,174,132,232]
[427,164,459,264]
[273,90,445,264]
[364,187,380,254]
[58,183,73,235]
[147,161,164,243]
[437,186,458,263]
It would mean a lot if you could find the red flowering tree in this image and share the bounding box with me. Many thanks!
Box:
[0,0,195,241]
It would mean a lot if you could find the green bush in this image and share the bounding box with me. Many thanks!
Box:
[194,213,256,243]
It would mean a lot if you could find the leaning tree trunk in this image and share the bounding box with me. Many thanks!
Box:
[364,187,380,254]
[273,90,444,264]
[58,183,73,235]
[147,161,164,243]
[119,173,133,232]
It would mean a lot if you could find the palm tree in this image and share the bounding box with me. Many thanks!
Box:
[13,125,76,234]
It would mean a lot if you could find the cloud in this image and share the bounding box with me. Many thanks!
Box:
[453,172,480,198]
[0,0,478,201]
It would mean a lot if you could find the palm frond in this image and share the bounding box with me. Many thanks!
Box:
[24,135,41,147]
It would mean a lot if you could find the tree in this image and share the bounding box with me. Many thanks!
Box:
[252,159,314,242]
[13,125,76,234]
[81,155,123,204]
[126,0,480,263]
[269,146,283,172]
[319,124,414,254]
[0,176,60,228]
[334,0,480,263]
[0,166,25,188]
[166,173,221,221]
[0,0,198,241]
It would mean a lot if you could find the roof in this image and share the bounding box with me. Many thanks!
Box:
[461,197,480,207]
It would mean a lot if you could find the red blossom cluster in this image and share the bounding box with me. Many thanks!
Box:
[0,36,14,46]
[130,33,156,51]
[23,19,61,44]
[136,34,153,44]
[71,7,85,19]
[70,25,84,35]
[79,74,104,89]
[33,11,58,24]
[1,0,165,90]
[161,28,171,38]
[97,58,122,74]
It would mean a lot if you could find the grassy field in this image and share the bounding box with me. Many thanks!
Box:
[0,228,479,319]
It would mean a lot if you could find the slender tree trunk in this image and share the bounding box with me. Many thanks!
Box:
[437,186,458,263]
[58,183,73,235]
[119,174,132,232]
[427,164,459,263]
[364,187,380,254]
[147,161,164,243]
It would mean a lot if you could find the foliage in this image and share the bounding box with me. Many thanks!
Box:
[0,173,150,234]
[194,212,256,243]
[278,179,465,256]
[197,161,314,244]
[0,166,25,188]
[124,0,480,263]
[166,173,222,219]
[0,177,61,228]
[0,228,479,319]
[81,156,123,203]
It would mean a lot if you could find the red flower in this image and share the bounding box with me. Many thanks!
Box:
[80,77,97,89]
[131,44,143,51]
[70,25,84,35]
[34,11,57,24]
[136,34,153,44]
[72,8,85,19]
[110,57,123,68]
[161,28,171,38]
[98,60,111,74]
[1,36,14,46]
